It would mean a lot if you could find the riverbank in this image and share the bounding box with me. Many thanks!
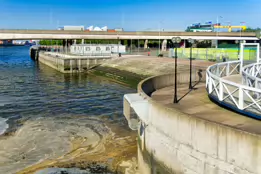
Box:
[0,50,216,174]
[0,46,141,174]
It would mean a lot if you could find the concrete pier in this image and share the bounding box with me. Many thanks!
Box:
[29,46,39,60]
[38,52,112,73]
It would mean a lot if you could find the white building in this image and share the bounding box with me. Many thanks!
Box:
[63,26,84,31]
[70,44,126,56]
[86,26,108,31]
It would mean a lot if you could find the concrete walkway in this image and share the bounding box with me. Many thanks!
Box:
[223,74,243,84]
[102,55,215,77]
[151,82,261,135]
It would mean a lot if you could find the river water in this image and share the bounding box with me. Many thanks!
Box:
[0,46,135,173]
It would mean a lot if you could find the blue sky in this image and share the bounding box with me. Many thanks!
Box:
[0,0,260,31]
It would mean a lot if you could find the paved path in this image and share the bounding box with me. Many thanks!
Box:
[223,74,243,84]
[119,55,214,67]
[103,55,215,77]
[151,82,261,135]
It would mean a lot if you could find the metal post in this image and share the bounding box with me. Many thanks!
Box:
[240,43,244,74]
[189,45,193,89]
[216,16,218,37]
[174,45,178,103]
[240,22,242,37]
[159,23,160,54]
[188,38,195,89]
[118,36,120,57]
[171,37,181,103]
[237,43,240,56]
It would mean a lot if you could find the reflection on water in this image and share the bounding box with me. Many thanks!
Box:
[0,46,134,130]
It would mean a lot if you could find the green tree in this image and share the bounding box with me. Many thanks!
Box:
[185,27,191,32]
[244,27,261,32]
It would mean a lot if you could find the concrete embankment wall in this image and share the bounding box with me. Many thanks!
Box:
[30,46,40,60]
[126,73,261,174]
[90,57,213,89]
[39,52,111,73]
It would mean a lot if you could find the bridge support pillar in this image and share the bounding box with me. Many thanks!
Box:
[67,40,71,53]
[144,39,148,49]
[74,39,76,44]
[167,40,172,49]
[81,39,84,44]
[127,40,131,47]
[66,39,68,53]
[127,40,131,52]
[161,39,167,51]
[62,39,66,52]
[183,40,186,48]
[212,40,218,48]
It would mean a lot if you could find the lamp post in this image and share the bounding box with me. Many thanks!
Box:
[171,37,182,103]
[188,38,195,90]
[216,16,223,48]
[240,22,245,37]
[235,40,242,72]
[158,21,163,55]
[158,22,161,55]
[117,35,120,57]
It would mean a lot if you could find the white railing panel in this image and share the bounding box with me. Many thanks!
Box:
[207,60,261,115]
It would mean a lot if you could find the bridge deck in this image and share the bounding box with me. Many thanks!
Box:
[0,30,256,37]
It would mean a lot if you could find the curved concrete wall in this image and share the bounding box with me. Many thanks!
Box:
[132,73,261,174]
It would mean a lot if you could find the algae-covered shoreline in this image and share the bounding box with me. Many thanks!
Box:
[2,115,137,174]
[89,66,147,89]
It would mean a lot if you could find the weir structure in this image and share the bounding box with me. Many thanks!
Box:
[30,44,113,73]
[123,43,261,174]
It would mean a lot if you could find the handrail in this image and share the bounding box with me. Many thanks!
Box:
[242,62,261,88]
[206,60,261,117]
[207,61,261,92]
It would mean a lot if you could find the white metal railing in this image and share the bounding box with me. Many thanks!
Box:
[206,60,261,115]
[242,62,261,89]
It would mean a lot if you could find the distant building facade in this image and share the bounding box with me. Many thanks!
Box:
[70,44,126,56]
